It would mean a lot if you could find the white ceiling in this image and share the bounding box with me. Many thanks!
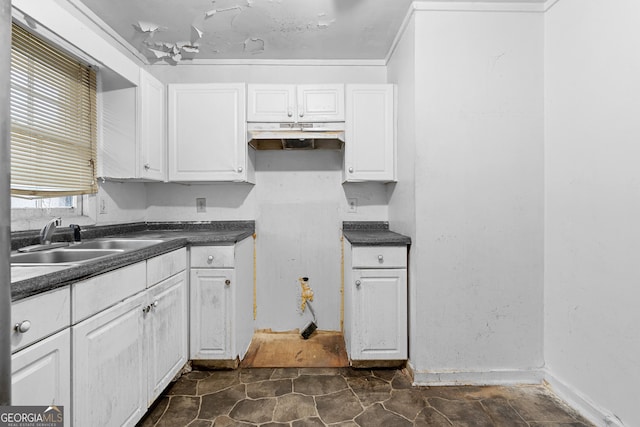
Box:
[74,0,415,63]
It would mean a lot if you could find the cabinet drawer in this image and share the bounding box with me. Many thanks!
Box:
[72,262,146,323]
[147,248,186,287]
[351,246,406,268]
[190,246,235,268]
[11,286,71,353]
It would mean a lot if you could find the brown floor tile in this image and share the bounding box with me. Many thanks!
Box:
[347,374,393,406]
[315,389,363,424]
[156,396,201,427]
[427,398,494,427]
[139,368,594,427]
[292,418,326,427]
[354,403,413,427]
[480,398,528,426]
[239,367,274,383]
[509,389,582,423]
[212,415,255,426]
[167,378,198,396]
[384,389,428,420]
[199,384,246,419]
[246,378,292,398]
[271,367,300,379]
[197,370,240,396]
[294,373,349,395]
[273,393,318,422]
[228,397,277,424]
[414,407,453,426]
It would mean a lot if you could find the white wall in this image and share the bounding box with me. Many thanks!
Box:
[544,1,640,425]
[390,8,545,383]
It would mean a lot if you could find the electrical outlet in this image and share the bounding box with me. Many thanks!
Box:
[347,198,357,213]
[99,198,107,214]
[196,198,206,213]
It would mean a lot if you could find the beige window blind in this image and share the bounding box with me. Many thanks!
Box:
[10,23,97,198]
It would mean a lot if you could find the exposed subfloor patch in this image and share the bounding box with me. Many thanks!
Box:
[137,367,594,427]
[240,330,349,368]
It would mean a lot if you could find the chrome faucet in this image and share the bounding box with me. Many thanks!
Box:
[40,217,62,245]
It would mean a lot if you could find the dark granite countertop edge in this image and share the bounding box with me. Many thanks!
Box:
[11,222,255,302]
[342,221,411,246]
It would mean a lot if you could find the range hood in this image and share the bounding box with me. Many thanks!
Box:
[247,122,345,150]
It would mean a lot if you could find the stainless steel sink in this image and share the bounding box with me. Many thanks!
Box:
[66,239,164,251]
[11,249,123,265]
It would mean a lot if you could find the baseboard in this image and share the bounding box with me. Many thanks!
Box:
[409,365,544,386]
[544,369,625,427]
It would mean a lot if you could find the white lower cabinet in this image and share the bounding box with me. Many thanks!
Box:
[11,285,71,427]
[72,248,187,427]
[190,268,233,358]
[146,273,188,404]
[189,237,254,362]
[73,292,147,427]
[350,269,407,360]
[344,242,408,363]
[12,329,71,427]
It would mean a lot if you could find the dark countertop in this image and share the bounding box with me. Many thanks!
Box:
[342,221,411,246]
[11,221,255,302]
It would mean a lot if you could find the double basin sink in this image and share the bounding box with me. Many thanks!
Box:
[11,239,164,266]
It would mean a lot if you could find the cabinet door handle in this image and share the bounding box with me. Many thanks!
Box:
[348,167,354,173]
[207,255,214,263]
[142,305,151,314]
[152,300,159,309]
[299,106,304,118]
[355,280,361,287]
[378,255,384,263]
[14,320,31,333]
[237,166,243,173]
[143,163,150,170]
[287,109,293,118]
[225,279,231,286]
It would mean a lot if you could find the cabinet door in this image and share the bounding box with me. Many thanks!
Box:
[344,85,396,182]
[168,84,249,181]
[73,293,146,427]
[190,268,233,359]
[138,69,166,181]
[297,84,344,122]
[12,329,71,427]
[351,269,407,360]
[146,272,188,404]
[247,84,295,122]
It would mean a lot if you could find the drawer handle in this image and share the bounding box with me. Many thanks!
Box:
[207,255,214,263]
[15,320,31,333]
[355,280,361,287]
[225,279,231,286]
[378,255,384,263]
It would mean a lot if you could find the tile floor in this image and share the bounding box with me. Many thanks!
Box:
[137,368,593,427]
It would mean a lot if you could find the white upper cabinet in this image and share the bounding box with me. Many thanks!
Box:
[138,70,166,181]
[344,84,396,182]
[100,68,166,181]
[168,83,255,183]
[248,84,344,122]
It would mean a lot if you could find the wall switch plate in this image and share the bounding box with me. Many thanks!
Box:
[196,198,206,213]
[347,198,357,213]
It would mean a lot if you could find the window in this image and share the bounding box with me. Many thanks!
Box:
[10,22,98,199]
